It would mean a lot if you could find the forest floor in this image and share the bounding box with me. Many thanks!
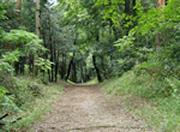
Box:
[32,84,152,132]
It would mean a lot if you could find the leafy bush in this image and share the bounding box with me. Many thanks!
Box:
[165,77,180,97]
[1,30,47,56]
[27,82,43,97]
[34,57,53,83]
[0,85,6,101]
[0,51,20,91]
[0,85,21,118]
[1,50,20,64]
[114,32,135,52]
[35,57,53,73]
[0,61,14,74]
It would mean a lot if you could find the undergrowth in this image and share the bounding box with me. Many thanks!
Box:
[0,76,64,131]
[103,70,180,132]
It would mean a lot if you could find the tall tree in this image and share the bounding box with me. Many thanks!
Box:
[16,0,22,25]
[155,0,165,49]
[36,0,41,36]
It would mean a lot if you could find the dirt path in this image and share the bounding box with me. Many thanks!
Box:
[33,85,152,132]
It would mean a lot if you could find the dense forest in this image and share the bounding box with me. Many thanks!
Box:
[0,0,179,131]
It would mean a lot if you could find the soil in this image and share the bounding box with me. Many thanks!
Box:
[32,85,152,132]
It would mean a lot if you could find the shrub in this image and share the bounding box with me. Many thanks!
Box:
[27,82,43,97]
[0,85,21,118]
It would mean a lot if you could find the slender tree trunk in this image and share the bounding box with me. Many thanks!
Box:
[19,56,26,74]
[47,13,55,82]
[15,61,19,75]
[28,54,34,74]
[71,59,77,82]
[80,62,85,83]
[100,56,108,79]
[54,50,59,82]
[16,0,21,14]
[60,53,67,80]
[65,34,77,82]
[50,42,54,82]
[155,0,165,50]
[93,30,103,82]
[65,59,73,81]
[65,54,75,81]
[53,39,56,82]
[92,55,103,82]
[16,0,22,30]
[36,0,41,36]
[125,0,131,14]
[85,67,90,82]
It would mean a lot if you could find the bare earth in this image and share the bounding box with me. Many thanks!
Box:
[32,85,152,132]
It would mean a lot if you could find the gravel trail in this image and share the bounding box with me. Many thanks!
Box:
[33,85,152,132]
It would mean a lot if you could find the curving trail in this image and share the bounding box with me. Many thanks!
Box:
[33,85,152,132]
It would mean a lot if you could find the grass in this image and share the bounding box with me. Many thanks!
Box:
[84,78,98,85]
[132,97,180,132]
[3,77,64,131]
[67,78,98,85]
[102,70,180,132]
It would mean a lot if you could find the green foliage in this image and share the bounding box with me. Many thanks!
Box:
[138,97,180,132]
[135,0,180,36]
[114,32,135,52]
[24,39,47,57]
[0,0,179,130]
[1,50,20,64]
[27,82,43,97]
[35,57,53,73]
[1,30,46,55]
[0,2,6,20]
[165,77,180,97]
[0,85,6,100]
[0,29,50,79]
[0,50,21,75]
[0,95,21,113]
[5,78,64,131]
[103,69,180,131]
[0,85,21,120]
[0,61,14,74]
[112,0,179,78]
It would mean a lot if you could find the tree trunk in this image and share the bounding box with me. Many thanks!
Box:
[100,55,108,79]
[92,55,103,82]
[19,56,26,74]
[16,0,21,13]
[157,0,165,7]
[16,0,22,27]
[80,61,85,83]
[125,0,131,15]
[28,54,34,74]
[36,0,41,36]
[155,0,165,49]
[54,50,59,82]
[65,54,75,81]
[60,53,67,80]
[71,59,77,82]
[50,42,54,82]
